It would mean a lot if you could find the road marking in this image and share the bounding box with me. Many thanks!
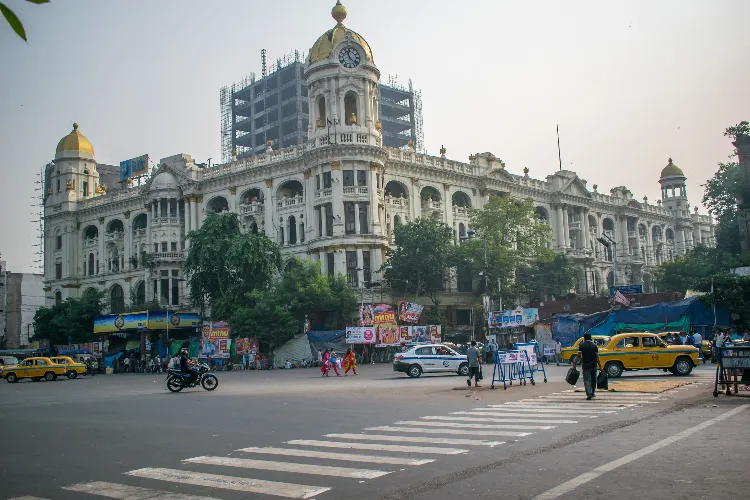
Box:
[325,433,504,447]
[541,394,660,400]
[453,411,594,419]
[364,425,531,437]
[530,404,749,500]
[422,415,578,424]
[8,497,53,500]
[394,420,555,430]
[511,401,639,408]
[63,481,221,499]
[536,397,657,404]
[287,439,468,455]
[126,468,330,499]
[236,446,435,465]
[183,456,389,479]
[472,407,615,414]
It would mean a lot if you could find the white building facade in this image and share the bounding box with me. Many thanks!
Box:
[42,2,715,312]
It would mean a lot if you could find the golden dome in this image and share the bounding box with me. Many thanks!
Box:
[309,1,374,65]
[56,123,94,156]
[660,157,684,178]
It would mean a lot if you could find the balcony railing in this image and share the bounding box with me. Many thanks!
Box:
[277,195,303,210]
[628,231,637,239]
[149,252,185,260]
[132,228,147,237]
[385,195,409,207]
[239,202,264,216]
[105,231,124,241]
[568,220,582,230]
[83,237,98,248]
[153,216,183,226]
[421,199,442,211]
[453,206,469,216]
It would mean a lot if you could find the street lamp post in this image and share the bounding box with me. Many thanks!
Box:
[597,233,617,289]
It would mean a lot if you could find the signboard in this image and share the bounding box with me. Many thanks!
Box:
[377,325,400,345]
[609,284,643,296]
[359,305,374,326]
[94,311,200,333]
[56,341,108,357]
[373,304,397,325]
[488,308,538,329]
[397,301,424,323]
[148,311,200,330]
[346,327,377,344]
[119,154,149,182]
[235,338,259,355]
[372,325,442,346]
[199,325,231,359]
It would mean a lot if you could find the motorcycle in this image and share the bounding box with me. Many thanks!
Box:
[86,360,97,376]
[165,363,218,392]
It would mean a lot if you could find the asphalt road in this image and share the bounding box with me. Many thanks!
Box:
[0,362,747,500]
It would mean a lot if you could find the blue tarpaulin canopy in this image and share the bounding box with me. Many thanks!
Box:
[552,297,730,347]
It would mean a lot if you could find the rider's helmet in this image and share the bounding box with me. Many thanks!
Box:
[180,349,188,356]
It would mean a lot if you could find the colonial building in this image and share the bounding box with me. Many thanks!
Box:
[42,1,715,313]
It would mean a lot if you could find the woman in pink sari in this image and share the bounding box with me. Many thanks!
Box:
[320,349,331,377]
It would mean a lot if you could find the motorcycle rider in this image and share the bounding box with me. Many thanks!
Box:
[179,349,198,385]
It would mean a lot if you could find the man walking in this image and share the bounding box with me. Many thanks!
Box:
[554,340,562,366]
[466,340,482,388]
[692,330,703,361]
[572,333,602,400]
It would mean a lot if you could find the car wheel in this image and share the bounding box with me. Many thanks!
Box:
[458,363,469,377]
[44,371,57,382]
[605,361,624,378]
[672,357,693,376]
[407,364,422,378]
[5,372,18,383]
[67,370,78,380]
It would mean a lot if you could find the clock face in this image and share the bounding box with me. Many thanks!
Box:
[339,47,361,68]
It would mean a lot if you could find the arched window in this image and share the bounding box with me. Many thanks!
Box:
[317,96,326,127]
[88,253,95,276]
[458,222,466,238]
[344,92,358,125]
[54,291,62,305]
[250,222,258,234]
[110,284,125,314]
[534,207,549,223]
[207,196,229,214]
[288,216,297,245]
[452,191,472,208]
[384,181,408,199]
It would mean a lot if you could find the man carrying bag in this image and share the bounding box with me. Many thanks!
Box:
[571,333,603,400]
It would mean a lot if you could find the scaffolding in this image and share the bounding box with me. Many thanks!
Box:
[379,75,424,153]
[220,73,256,163]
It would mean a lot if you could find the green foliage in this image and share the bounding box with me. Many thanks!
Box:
[517,253,578,302]
[229,258,357,349]
[32,288,106,345]
[457,196,554,306]
[1,0,49,42]
[702,161,743,255]
[697,274,750,331]
[184,212,281,320]
[724,121,750,141]
[384,217,455,307]
[653,246,730,293]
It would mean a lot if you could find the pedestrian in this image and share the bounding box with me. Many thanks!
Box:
[112,356,119,374]
[679,331,688,345]
[162,355,169,372]
[692,330,703,360]
[122,355,130,373]
[571,333,602,400]
[362,346,369,365]
[321,349,331,377]
[330,351,342,376]
[343,347,357,375]
[466,340,482,388]
[554,339,562,366]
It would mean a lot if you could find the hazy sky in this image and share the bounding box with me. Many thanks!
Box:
[1,0,748,273]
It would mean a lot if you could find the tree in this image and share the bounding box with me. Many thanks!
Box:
[653,246,729,293]
[229,259,357,350]
[702,161,742,255]
[183,212,281,320]
[517,253,578,302]
[1,0,48,41]
[697,274,750,332]
[724,120,750,141]
[457,196,554,307]
[32,288,106,345]
[384,217,455,309]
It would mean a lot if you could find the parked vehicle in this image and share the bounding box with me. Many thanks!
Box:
[165,363,219,392]
[1,357,67,383]
[393,343,469,378]
[49,356,87,379]
[599,332,700,377]
[561,336,611,364]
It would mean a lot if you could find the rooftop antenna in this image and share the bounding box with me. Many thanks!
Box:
[556,124,562,171]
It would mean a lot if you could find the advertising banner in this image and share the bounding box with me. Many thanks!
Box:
[345,326,377,344]
[235,338,259,355]
[359,305,374,326]
[488,308,539,329]
[94,312,148,333]
[56,341,108,357]
[148,311,200,330]
[397,301,424,323]
[429,325,441,344]
[373,304,397,325]
[377,325,400,346]
[199,322,231,359]
[119,154,149,182]
[398,326,412,344]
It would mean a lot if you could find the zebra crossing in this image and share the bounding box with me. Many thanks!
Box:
[36,384,693,500]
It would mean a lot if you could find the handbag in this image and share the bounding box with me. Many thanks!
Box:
[565,366,580,385]
[478,366,484,381]
[596,370,608,390]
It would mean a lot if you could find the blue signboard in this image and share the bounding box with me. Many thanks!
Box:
[119,154,149,182]
[609,284,643,296]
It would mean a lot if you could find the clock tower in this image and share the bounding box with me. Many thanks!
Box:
[305,1,381,145]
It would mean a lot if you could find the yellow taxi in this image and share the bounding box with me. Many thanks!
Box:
[562,336,611,364]
[657,332,712,360]
[49,356,87,379]
[1,357,67,383]
[599,332,701,378]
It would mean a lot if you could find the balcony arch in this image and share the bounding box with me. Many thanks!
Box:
[602,217,615,232]
[83,225,99,240]
[240,187,264,204]
[452,191,472,208]
[206,196,229,213]
[534,206,549,223]
[134,281,146,306]
[106,219,124,233]
[132,213,147,231]
[277,180,303,199]
[110,283,125,314]
[385,180,408,199]
[420,186,441,202]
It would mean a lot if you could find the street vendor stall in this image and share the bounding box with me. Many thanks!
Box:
[713,341,750,397]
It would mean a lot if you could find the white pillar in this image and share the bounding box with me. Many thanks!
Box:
[184,197,192,231]
[354,202,360,234]
[646,223,653,264]
[191,197,199,231]
[320,251,327,275]
[373,245,383,274]
[562,207,570,248]
[321,206,328,237]
[582,209,590,251]
[555,205,564,247]
[356,247,364,286]
[681,230,687,255]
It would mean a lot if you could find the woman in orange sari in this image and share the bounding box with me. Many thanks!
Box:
[343,347,357,375]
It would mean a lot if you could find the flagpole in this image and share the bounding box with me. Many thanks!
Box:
[556,124,562,171]
[712,279,717,327]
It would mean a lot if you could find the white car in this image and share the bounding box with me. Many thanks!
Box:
[393,343,469,378]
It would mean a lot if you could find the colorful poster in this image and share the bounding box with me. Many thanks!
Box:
[488,308,534,329]
[397,301,424,323]
[359,305,374,326]
[377,325,400,346]
[373,304,397,325]
[56,342,107,357]
[94,312,148,333]
[429,325,441,344]
[398,326,412,344]
[148,311,201,330]
[411,326,429,343]
[346,327,377,344]
[199,323,231,359]
[235,338,259,355]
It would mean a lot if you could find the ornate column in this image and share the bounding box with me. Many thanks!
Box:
[620,216,629,252]
[124,212,132,270]
[582,209,590,251]
[304,169,314,241]
[562,207,570,248]
[320,251,328,275]
[356,247,364,286]
[363,79,372,126]
[411,178,421,221]
[646,222,653,265]
[191,196,199,231]
[369,162,379,233]
[443,183,453,229]
[354,201,360,234]
[331,161,344,236]
[184,197,192,232]
[98,217,105,275]
[555,205,564,248]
